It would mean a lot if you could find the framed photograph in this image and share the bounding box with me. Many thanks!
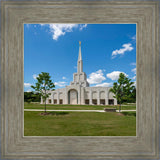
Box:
[1,1,159,159]
[24,23,136,137]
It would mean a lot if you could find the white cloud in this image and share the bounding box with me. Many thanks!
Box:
[87,70,106,84]
[132,68,136,74]
[79,24,87,31]
[131,35,136,41]
[112,43,134,58]
[55,81,67,87]
[40,24,45,26]
[33,74,38,80]
[107,71,128,81]
[40,24,87,40]
[24,83,31,88]
[26,24,30,28]
[26,89,32,92]
[130,62,136,66]
[49,24,78,40]
[62,77,66,80]
[95,82,112,87]
[132,76,136,80]
[133,81,136,87]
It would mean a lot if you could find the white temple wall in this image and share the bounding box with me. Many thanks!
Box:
[85,91,89,99]
[44,86,117,105]
[100,91,105,99]
[74,74,78,82]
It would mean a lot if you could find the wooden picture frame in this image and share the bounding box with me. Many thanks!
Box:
[1,1,159,159]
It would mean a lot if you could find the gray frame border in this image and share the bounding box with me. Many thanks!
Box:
[1,1,159,159]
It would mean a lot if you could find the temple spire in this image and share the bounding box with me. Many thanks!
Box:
[78,41,82,61]
[77,41,83,73]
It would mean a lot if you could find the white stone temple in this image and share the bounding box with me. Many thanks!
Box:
[42,41,117,105]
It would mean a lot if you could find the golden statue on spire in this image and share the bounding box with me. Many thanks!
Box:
[79,41,81,45]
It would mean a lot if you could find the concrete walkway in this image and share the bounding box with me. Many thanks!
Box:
[116,110,136,112]
[24,109,136,112]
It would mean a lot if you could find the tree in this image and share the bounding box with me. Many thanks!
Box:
[24,92,33,103]
[24,92,41,103]
[109,73,135,112]
[31,72,55,113]
[130,87,136,102]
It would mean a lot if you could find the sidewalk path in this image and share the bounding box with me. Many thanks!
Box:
[24,109,136,112]
[116,110,136,112]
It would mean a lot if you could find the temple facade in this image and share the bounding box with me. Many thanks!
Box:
[41,42,117,105]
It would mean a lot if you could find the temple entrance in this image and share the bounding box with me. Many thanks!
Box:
[68,89,78,104]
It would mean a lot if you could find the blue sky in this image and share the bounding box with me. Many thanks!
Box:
[24,24,136,92]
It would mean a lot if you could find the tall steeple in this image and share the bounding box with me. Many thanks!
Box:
[77,41,83,73]
[78,41,82,61]
[70,41,89,87]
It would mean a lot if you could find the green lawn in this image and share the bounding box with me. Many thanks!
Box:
[24,111,136,136]
[24,102,136,110]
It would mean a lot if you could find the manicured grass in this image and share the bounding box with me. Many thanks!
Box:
[24,102,136,110]
[24,111,136,136]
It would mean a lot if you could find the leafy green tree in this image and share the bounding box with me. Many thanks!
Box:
[24,92,41,103]
[110,73,135,112]
[122,84,136,103]
[131,87,136,102]
[31,72,55,113]
[24,92,33,103]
